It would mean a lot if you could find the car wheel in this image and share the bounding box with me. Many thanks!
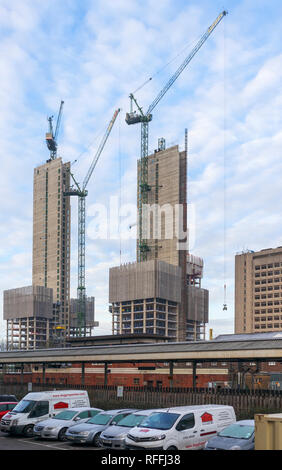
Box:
[58,428,68,441]
[23,425,34,437]
[92,432,101,447]
[166,446,178,450]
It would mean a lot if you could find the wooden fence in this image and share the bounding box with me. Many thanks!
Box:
[2,383,282,419]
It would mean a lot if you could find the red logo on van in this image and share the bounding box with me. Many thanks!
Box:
[54,402,69,410]
[201,412,213,423]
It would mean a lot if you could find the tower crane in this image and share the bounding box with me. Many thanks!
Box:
[65,108,120,335]
[46,100,64,160]
[125,10,227,261]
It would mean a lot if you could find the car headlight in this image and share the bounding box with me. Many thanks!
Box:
[46,427,55,431]
[230,445,241,450]
[79,431,90,436]
[147,434,166,442]
[12,419,18,426]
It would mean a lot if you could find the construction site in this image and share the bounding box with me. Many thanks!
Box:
[2,11,228,350]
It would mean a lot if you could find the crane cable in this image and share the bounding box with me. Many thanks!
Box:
[118,110,122,266]
[223,12,227,312]
[132,33,203,95]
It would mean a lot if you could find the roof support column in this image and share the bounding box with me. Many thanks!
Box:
[20,363,24,386]
[104,362,108,386]
[192,361,197,389]
[169,361,174,388]
[42,363,46,384]
[81,362,85,387]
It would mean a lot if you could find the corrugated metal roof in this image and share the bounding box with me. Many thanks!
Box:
[215,332,282,342]
[0,337,282,363]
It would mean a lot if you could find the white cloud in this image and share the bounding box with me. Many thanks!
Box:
[1,0,282,341]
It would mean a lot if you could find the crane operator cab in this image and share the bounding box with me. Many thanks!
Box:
[125,112,152,125]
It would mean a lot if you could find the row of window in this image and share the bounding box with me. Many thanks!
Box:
[255,324,282,329]
[255,263,282,269]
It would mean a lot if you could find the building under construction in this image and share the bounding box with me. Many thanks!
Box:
[4,153,95,349]
[110,141,209,341]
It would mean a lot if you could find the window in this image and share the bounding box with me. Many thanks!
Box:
[112,413,132,424]
[77,410,89,420]
[7,404,16,411]
[176,413,195,431]
[29,401,49,418]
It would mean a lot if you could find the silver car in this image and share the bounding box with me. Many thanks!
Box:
[65,409,138,446]
[33,407,102,441]
[100,409,162,450]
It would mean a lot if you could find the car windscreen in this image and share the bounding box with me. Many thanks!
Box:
[12,400,36,414]
[86,413,113,425]
[54,410,77,420]
[116,413,148,428]
[138,412,181,430]
[218,424,254,439]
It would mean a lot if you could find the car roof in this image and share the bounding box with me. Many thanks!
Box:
[234,420,255,426]
[162,405,233,413]
[101,409,138,414]
[57,407,92,412]
[0,402,17,405]
[133,409,167,415]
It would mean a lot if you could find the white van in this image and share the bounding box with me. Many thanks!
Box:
[0,390,90,437]
[125,405,236,451]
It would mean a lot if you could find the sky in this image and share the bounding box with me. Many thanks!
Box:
[0,0,282,340]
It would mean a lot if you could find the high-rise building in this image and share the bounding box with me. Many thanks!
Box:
[235,247,282,334]
[32,157,71,336]
[110,140,209,341]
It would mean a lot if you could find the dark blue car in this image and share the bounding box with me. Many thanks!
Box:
[204,420,255,450]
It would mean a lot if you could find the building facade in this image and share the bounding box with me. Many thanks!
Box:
[32,157,71,335]
[3,286,53,349]
[235,247,282,334]
[69,297,96,336]
[110,141,208,341]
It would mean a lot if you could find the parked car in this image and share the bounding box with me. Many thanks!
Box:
[65,409,138,446]
[33,407,102,441]
[100,409,163,449]
[125,405,236,450]
[0,402,18,422]
[204,419,255,450]
[1,390,90,437]
[0,395,17,403]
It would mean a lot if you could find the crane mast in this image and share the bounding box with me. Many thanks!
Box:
[65,108,120,335]
[125,10,227,261]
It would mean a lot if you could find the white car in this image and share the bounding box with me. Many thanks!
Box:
[33,407,102,440]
